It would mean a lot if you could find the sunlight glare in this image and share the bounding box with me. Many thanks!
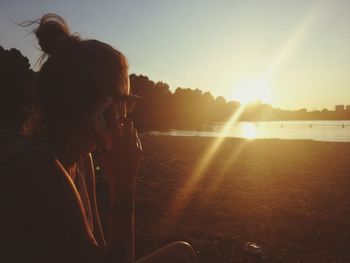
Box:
[240,122,257,140]
[261,1,328,82]
[232,79,272,105]
[159,105,247,229]
[159,0,330,231]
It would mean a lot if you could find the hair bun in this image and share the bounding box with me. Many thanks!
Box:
[35,13,70,56]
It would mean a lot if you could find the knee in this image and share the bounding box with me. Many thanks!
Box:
[170,241,197,263]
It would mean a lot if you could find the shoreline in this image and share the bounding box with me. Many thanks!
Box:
[141,133,350,144]
[139,120,350,143]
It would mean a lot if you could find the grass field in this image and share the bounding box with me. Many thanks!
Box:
[96,135,350,263]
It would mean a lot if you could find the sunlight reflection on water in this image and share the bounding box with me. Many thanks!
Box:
[146,121,350,142]
[239,122,257,140]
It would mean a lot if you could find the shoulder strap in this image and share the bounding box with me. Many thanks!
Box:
[0,142,55,166]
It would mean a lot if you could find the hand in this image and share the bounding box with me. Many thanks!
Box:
[98,117,143,193]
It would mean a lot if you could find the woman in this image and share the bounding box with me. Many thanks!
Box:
[0,44,107,248]
[33,14,107,247]
[0,14,197,263]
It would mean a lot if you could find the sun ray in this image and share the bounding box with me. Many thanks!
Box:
[262,1,328,82]
[158,0,330,232]
[231,1,328,106]
[159,105,247,229]
[202,139,248,203]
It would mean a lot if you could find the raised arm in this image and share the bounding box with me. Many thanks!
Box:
[97,118,143,263]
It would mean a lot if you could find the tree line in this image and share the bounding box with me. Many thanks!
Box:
[129,74,350,130]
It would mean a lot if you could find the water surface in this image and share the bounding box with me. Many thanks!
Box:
[145,120,350,142]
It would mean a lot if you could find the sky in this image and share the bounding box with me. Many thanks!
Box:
[1,0,349,110]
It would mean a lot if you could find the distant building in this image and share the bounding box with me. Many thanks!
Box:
[335,105,345,112]
[346,105,350,111]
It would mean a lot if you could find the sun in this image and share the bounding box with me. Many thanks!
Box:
[231,79,273,105]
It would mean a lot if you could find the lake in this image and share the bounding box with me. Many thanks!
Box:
[145,120,350,142]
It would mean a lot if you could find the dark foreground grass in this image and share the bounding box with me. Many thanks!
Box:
[96,135,350,263]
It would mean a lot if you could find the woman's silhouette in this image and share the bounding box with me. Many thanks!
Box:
[0,14,196,263]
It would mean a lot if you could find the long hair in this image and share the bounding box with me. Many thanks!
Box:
[25,13,129,136]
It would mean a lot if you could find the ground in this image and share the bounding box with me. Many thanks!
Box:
[96,135,350,263]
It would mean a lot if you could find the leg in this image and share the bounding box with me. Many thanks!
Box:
[136,241,197,263]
